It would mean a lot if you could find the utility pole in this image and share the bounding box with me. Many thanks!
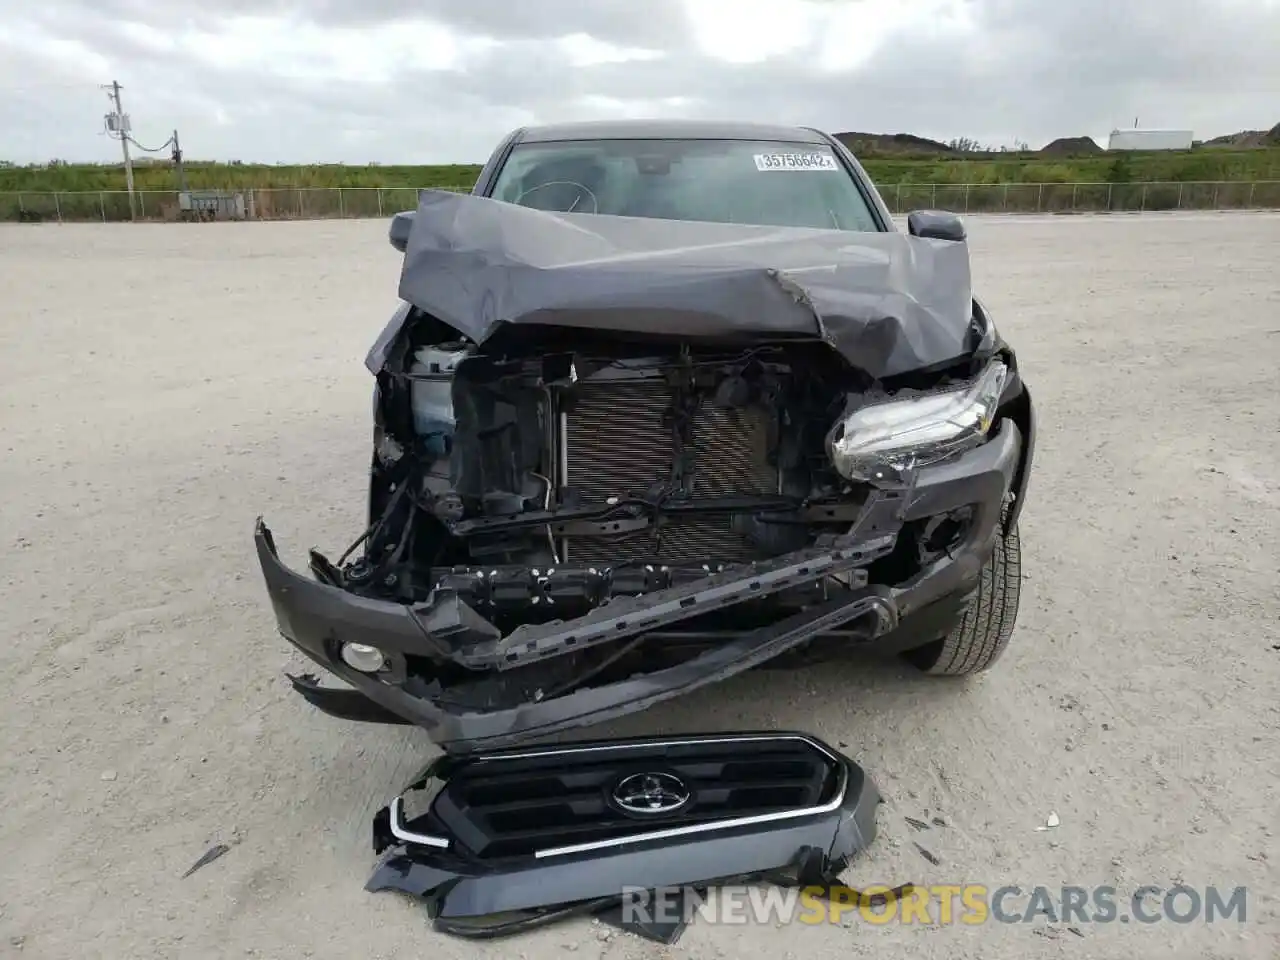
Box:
[171,129,187,192]
[103,81,136,219]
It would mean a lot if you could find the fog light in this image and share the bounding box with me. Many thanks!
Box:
[341,642,386,673]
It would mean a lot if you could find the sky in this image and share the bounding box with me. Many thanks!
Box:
[2,0,1278,164]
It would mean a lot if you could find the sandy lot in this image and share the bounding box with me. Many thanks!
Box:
[1,212,1277,960]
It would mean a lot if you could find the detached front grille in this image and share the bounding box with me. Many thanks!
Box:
[563,379,778,565]
[423,734,843,860]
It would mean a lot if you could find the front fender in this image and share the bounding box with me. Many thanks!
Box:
[1004,381,1035,530]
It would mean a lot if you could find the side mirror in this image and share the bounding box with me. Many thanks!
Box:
[389,210,415,252]
[907,210,966,242]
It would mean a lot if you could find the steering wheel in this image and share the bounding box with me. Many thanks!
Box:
[514,179,600,214]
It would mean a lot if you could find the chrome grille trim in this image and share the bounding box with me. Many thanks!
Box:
[388,797,450,849]
[474,732,839,762]
[534,769,846,859]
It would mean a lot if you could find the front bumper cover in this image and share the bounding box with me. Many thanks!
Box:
[256,419,1023,752]
[365,731,884,942]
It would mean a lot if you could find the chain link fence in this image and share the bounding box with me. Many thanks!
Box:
[884,180,1280,214]
[3,181,1279,223]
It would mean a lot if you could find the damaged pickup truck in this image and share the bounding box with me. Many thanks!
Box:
[256,120,1036,754]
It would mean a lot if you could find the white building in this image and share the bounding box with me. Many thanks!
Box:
[1107,129,1194,151]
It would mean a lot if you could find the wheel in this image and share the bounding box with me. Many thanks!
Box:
[906,518,1022,676]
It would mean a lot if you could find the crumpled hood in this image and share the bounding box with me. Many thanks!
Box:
[389,189,975,379]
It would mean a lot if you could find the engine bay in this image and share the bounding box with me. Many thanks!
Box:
[342,318,898,606]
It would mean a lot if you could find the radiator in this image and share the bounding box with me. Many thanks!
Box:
[562,379,777,565]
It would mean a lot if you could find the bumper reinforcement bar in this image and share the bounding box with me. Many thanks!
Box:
[459,531,898,669]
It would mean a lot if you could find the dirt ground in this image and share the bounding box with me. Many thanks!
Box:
[1,212,1277,960]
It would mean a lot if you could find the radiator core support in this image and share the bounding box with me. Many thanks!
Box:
[557,365,781,566]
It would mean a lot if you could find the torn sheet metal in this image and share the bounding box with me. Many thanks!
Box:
[381,189,974,380]
[365,731,889,943]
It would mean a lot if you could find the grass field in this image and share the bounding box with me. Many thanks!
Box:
[4,146,1280,222]
[4,145,1280,194]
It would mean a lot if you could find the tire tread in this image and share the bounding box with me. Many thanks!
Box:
[921,519,1021,676]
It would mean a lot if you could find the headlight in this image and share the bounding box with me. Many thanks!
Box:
[827,359,1008,482]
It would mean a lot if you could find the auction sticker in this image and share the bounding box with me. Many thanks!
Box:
[753,152,839,171]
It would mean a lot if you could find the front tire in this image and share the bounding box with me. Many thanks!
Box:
[907,519,1022,676]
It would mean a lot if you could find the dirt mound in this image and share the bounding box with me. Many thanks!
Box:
[833,132,956,156]
[1203,124,1280,148]
[1040,136,1102,155]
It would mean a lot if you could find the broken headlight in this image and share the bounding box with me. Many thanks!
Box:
[827,359,1008,482]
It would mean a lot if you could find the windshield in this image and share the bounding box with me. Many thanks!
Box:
[489,138,880,232]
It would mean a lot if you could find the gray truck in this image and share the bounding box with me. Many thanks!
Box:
[254,119,1036,755]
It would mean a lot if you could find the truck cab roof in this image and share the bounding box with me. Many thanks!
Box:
[513,119,832,145]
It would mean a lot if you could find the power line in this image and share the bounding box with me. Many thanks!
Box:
[125,132,176,153]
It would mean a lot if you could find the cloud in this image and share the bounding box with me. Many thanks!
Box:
[2,0,1278,164]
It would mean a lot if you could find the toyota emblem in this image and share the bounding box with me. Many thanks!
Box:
[611,772,692,816]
